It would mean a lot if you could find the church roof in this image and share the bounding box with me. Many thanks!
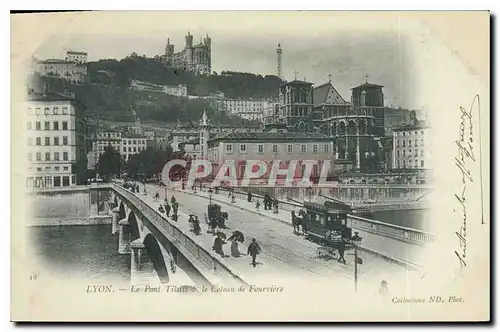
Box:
[280,79,313,88]
[313,82,348,107]
[208,131,332,143]
[350,82,384,90]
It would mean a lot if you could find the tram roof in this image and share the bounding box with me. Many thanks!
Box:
[303,200,351,213]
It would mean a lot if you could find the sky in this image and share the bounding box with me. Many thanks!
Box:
[31,12,419,109]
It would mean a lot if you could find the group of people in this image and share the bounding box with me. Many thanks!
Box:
[158,195,179,221]
[212,233,262,268]
[123,181,140,193]
[263,194,279,213]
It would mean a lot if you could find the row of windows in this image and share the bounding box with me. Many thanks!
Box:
[396,149,424,158]
[396,139,424,148]
[395,130,425,136]
[27,106,69,116]
[225,143,330,154]
[29,136,69,146]
[123,139,146,145]
[123,147,145,153]
[28,166,70,172]
[28,151,70,161]
[396,160,425,168]
[27,121,69,131]
[26,175,76,189]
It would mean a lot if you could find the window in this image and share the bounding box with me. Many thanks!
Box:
[403,150,406,157]
[63,136,68,145]
[142,140,145,144]
[421,160,425,167]
[27,153,32,161]
[133,147,137,153]
[415,160,418,167]
[53,177,61,187]
[123,147,126,152]
[27,137,32,146]
[53,107,59,115]
[123,140,127,145]
[324,144,329,153]
[54,137,59,145]
[402,140,406,147]
[415,140,418,147]
[272,144,278,153]
[27,122,32,130]
[396,150,400,157]
[36,152,41,161]
[35,108,41,116]
[54,152,59,161]
[133,140,136,144]
[44,107,50,115]
[64,166,69,171]
[54,167,60,171]
[128,147,131,152]
[403,160,406,168]
[36,137,41,146]
[287,144,293,153]
[415,150,418,157]
[45,137,50,146]
[44,121,50,130]
[396,140,399,147]
[62,122,68,130]
[301,144,307,153]
[258,144,264,153]
[408,140,412,147]
[62,107,68,115]
[63,152,68,161]
[36,122,41,131]
[45,152,50,161]
[240,144,246,152]
[403,132,406,136]
[313,144,318,153]
[53,121,59,130]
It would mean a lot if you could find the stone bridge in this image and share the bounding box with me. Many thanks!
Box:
[99,183,248,289]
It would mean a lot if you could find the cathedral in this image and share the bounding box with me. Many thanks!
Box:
[161,32,211,76]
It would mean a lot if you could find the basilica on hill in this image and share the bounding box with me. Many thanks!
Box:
[160,32,211,76]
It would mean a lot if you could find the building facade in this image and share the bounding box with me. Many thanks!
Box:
[129,79,188,97]
[221,99,269,116]
[32,59,88,84]
[25,91,87,188]
[88,131,122,170]
[65,50,88,64]
[162,32,211,76]
[120,135,147,161]
[392,112,431,171]
[207,131,334,183]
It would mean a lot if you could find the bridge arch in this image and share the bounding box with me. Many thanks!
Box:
[143,233,170,283]
[118,201,126,220]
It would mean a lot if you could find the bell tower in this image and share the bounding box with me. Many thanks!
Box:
[199,110,210,160]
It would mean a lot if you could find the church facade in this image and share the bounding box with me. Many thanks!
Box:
[161,32,211,76]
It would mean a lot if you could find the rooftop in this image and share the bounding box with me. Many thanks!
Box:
[208,131,332,142]
[350,82,384,90]
[280,79,314,88]
[392,120,429,132]
[313,82,348,107]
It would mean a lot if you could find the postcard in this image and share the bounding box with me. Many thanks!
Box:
[10,11,490,322]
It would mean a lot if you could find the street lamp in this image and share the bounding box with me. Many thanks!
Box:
[208,188,213,206]
[351,232,363,293]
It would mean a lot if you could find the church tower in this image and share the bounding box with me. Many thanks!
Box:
[199,110,210,160]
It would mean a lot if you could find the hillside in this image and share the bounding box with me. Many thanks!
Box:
[88,56,284,99]
[29,73,262,129]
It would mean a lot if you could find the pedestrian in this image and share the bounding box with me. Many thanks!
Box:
[273,198,279,214]
[231,239,241,257]
[231,193,236,203]
[164,201,171,217]
[247,191,252,202]
[291,211,297,233]
[212,234,226,257]
[379,280,388,296]
[247,238,261,268]
[170,195,176,205]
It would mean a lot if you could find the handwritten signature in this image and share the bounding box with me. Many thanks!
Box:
[454,95,479,268]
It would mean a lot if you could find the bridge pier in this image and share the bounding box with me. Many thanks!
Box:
[111,207,120,235]
[118,218,131,254]
[130,239,157,287]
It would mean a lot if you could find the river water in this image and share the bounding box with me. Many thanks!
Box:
[28,224,130,283]
[356,209,428,231]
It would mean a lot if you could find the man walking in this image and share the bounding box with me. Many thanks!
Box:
[247,238,262,268]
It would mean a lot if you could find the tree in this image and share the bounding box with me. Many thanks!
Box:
[97,146,121,180]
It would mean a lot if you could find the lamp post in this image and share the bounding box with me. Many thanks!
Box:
[351,232,363,293]
[208,188,213,206]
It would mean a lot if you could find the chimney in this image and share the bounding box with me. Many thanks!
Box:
[42,83,48,96]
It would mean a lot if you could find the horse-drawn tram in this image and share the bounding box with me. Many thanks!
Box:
[300,200,354,263]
